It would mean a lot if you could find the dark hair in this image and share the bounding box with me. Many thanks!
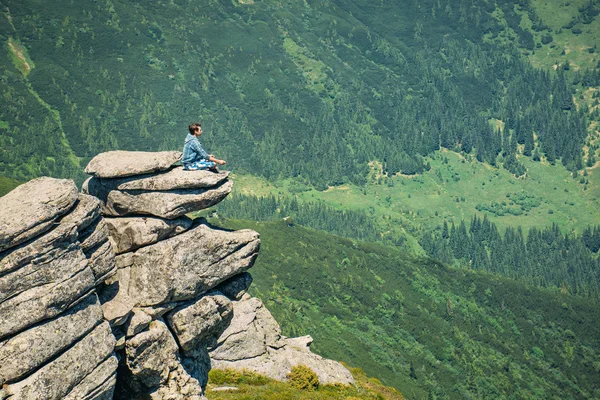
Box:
[188,123,202,134]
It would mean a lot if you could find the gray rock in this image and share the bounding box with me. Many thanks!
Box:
[166,291,233,352]
[125,320,180,388]
[84,178,233,219]
[62,352,118,400]
[79,219,110,255]
[215,272,253,300]
[59,194,102,234]
[3,322,116,400]
[210,297,282,362]
[97,167,229,191]
[86,240,117,284]
[0,223,78,280]
[126,223,260,306]
[0,294,103,386]
[0,177,78,252]
[149,363,204,400]
[0,253,95,341]
[84,150,182,178]
[137,303,179,319]
[113,326,126,351]
[104,216,193,254]
[0,244,85,304]
[126,308,153,338]
[181,347,212,390]
[99,269,135,326]
[210,296,354,386]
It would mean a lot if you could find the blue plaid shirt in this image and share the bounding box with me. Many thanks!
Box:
[182,133,209,166]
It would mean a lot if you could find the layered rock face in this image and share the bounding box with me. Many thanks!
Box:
[0,177,118,399]
[1,150,354,400]
[83,151,258,399]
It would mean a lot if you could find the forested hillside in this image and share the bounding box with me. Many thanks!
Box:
[213,218,600,400]
[1,0,598,187]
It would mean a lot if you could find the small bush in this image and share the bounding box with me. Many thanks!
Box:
[541,34,553,45]
[287,365,319,391]
[208,368,271,386]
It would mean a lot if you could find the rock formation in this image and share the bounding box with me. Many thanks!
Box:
[209,295,355,385]
[0,177,117,400]
[0,151,354,400]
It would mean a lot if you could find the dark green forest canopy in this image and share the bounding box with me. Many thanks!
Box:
[0,0,596,186]
[215,218,600,399]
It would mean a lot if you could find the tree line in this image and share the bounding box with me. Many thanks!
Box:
[420,215,600,297]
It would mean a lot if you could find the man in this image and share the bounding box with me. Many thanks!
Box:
[182,123,226,171]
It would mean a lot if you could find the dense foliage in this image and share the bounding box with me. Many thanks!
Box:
[213,218,600,400]
[421,215,600,297]
[0,0,595,187]
[213,191,600,298]
[213,192,402,245]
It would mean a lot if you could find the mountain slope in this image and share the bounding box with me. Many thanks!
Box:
[1,0,596,187]
[211,218,600,399]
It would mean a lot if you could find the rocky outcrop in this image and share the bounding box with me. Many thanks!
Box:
[0,150,355,400]
[0,178,118,399]
[209,295,355,385]
[85,150,182,178]
[104,216,193,254]
[0,177,78,252]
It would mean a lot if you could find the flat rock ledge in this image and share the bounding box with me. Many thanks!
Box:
[83,178,233,219]
[114,222,260,307]
[209,295,355,386]
[0,177,78,253]
[84,150,182,178]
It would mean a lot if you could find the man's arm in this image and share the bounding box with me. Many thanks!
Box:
[192,140,210,160]
[208,154,226,165]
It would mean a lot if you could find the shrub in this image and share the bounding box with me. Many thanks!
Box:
[541,34,553,45]
[208,368,271,386]
[287,365,319,391]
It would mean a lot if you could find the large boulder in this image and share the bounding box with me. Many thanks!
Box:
[104,216,193,254]
[83,178,233,219]
[0,249,94,341]
[84,151,182,178]
[93,167,229,191]
[121,223,259,307]
[86,240,117,284]
[58,194,102,233]
[0,294,103,386]
[166,291,233,352]
[209,295,355,386]
[62,356,118,400]
[123,319,203,399]
[2,322,116,400]
[0,223,78,281]
[0,177,78,252]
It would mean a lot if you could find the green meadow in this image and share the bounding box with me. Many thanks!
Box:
[528,0,600,71]
[232,150,600,244]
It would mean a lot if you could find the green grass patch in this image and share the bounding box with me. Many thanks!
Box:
[528,0,600,71]
[232,150,600,239]
[7,37,34,77]
[206,366,405,399]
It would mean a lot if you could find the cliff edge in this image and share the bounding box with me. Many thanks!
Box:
[0,151,353,400]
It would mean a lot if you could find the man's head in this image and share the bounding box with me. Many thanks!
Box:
[189,123,202,137]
